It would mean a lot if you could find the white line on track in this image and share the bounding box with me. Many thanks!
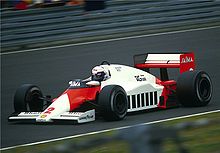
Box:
[1,109,220,151]
[1,25,220,56]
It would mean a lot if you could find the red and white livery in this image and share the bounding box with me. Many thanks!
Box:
[9,52,212,123]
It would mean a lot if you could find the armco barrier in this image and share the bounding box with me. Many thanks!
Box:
[1,0,220,51]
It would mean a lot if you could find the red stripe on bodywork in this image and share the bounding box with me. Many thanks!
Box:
[63,86,101,111]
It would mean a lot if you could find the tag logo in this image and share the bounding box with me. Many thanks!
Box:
[135,75,147,81]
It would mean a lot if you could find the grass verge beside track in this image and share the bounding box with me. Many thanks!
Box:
[163,112,220,153]
[2,111,220,153]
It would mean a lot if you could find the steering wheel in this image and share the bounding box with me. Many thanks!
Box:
[101,61,110,65]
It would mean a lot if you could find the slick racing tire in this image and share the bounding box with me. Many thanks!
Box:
[98,85,128,121]
[14,84,44,112]
[177,71,212,107]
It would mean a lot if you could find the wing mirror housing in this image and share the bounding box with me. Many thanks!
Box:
[86,81,100,86]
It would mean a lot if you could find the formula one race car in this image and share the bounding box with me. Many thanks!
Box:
[9,52,212,123]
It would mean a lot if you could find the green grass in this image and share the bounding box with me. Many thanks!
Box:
[163,125,220,153]
[162,112,220,153]
[2,112,220,153]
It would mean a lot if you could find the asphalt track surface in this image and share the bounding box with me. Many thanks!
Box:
[1,26,220,149]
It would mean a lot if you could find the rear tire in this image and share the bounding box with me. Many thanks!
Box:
[98,85,128,121]
[177,71,212,107]
[14,84,44,112]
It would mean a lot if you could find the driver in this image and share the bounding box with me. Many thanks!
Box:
[91,66,110,82]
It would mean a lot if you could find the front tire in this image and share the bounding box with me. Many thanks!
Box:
[98,85,128,121]
[14,84,44,112]
[177,71,212,107]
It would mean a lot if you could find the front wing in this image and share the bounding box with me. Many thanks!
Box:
[8,109,95,124]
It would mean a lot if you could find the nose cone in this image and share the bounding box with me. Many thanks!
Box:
[36,85,100,122]
[36,93,70,122]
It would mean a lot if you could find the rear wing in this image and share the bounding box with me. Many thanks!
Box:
[134,52,195,74]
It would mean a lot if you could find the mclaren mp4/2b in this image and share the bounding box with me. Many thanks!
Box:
[9,52,212,123]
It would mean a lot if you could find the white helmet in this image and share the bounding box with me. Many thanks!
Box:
[91,66,110,81]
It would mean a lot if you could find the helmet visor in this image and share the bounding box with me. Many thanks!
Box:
[92,72,105,81]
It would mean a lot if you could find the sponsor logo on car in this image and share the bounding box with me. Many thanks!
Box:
[23,112,41,115]
[135,75,147,81]
[70,81,81,87]
[181,56,193,63]
[40,114,47,118]
[115,67,122,72]
[79,114,94,121]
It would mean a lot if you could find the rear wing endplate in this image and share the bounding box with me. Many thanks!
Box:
[134,52,195,73]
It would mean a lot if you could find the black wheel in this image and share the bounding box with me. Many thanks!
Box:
[177,71,212,107]
[14,84,44,112]
[98,85,128,121]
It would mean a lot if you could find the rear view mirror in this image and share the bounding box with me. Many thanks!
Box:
[86,81,100,86]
